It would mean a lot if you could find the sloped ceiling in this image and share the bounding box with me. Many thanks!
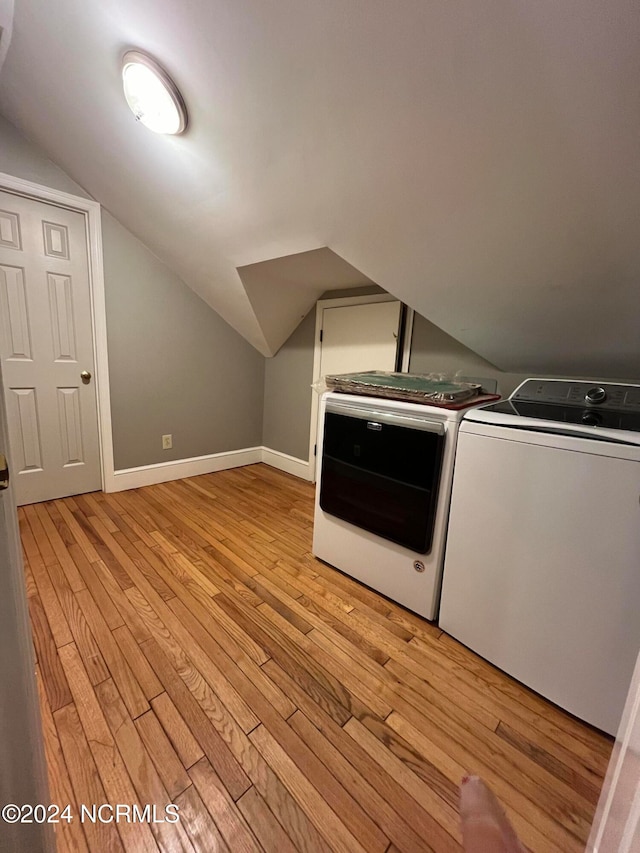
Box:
[0,0,638,372]
[0,0,13,72]
[238,248,375,352]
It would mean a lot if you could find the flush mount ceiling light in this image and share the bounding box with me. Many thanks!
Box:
[122,50,187,134]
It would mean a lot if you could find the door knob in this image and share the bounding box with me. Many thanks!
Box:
[81,370,92,384]
[0,453,9,491]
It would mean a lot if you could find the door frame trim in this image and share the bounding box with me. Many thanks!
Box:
[308,293,399,481]
[0,171,114,493]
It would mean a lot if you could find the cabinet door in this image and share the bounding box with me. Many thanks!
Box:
[319,301,401,378]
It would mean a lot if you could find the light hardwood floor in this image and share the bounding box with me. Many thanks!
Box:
[20,463,611,852]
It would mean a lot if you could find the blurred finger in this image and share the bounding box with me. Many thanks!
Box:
[460,775,525,852]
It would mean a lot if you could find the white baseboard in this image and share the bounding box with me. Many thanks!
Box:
[107,445,312,492]
[109,447,263,491]
[260,447,312,481]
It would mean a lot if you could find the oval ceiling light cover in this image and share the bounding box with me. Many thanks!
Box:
[122,50,187,134]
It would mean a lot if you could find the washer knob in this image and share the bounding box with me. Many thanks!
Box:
[585,386,607,404]
[582,411,602,427]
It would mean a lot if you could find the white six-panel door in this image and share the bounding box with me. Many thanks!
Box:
[0,190,101,505]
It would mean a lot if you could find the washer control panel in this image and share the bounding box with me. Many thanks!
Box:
[512,379,640,412]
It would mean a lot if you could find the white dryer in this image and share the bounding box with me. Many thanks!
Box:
[440,378,640,735]
[313,390,480,620]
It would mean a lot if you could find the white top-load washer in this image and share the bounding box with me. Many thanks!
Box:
[439,378,640,735]
[312,389,484,620]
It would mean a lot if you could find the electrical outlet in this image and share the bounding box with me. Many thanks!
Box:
[162,434,172,450]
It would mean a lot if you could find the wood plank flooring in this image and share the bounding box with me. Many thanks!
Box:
[20,463,612,852]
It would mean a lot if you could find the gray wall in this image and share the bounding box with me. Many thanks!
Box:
[409,314,639,399]
[261,294,525,464]
[0,115,265,470]
[267,299,640,464]
[103,216,264,469]
[409,314,526,397]
[262,286,388,461]
[263,308,315,460]
[0,113,90,197]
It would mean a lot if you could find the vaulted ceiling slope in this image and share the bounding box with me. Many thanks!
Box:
[1,0,639,372]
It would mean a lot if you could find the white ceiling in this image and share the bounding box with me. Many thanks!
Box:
[0,0,638,372]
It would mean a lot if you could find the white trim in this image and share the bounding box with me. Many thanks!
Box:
[308,293,401,482]
[111,447,263,491]
[261,447,312,480]
[110,446,312,492]
[311,293,397,313]
[0,171,115,494]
